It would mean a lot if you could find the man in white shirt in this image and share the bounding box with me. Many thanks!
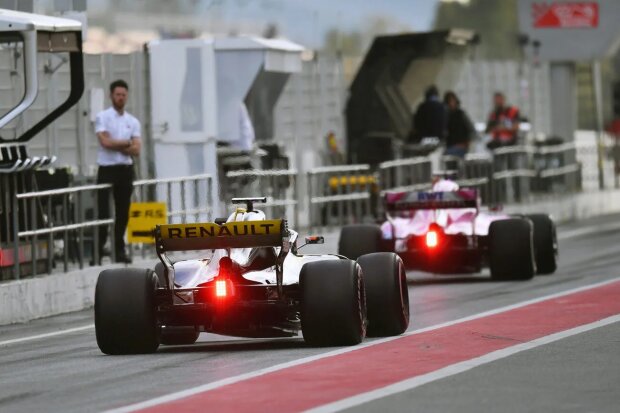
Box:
[94,80,141,264]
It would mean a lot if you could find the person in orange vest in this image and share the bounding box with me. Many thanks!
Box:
[485,92,520,149]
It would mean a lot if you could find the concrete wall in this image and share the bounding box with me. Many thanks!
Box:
[0,265,99,325]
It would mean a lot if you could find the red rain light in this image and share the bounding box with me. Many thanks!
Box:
[215,279,227,297]
[426,230,438,248]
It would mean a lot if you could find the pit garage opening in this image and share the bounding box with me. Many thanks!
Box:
[346,29,477,165]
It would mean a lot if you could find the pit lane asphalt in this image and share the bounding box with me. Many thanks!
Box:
[0,214,619,413]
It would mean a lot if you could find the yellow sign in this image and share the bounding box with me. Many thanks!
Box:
[127,202,167,244]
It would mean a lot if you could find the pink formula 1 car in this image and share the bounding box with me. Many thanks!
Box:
[339,179,557,280]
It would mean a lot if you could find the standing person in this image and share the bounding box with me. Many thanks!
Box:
[411,85,446,143]
[485,91,520,149]
[94,80,141,264]
[443,91,477,158]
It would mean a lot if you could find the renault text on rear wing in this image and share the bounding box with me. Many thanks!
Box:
[385,190,479,211]
[155,219,286,251]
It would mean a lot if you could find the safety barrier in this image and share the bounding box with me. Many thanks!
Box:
[457,154,494,204]
[8,184,114,280]
[307,164,374,229]
[490,145,536,204]
[0,141,604,280]
[224,169,299,227]
[3,173,215,280]
[133,174,213,224]
[378,157,431,194]
[532,143,581,194]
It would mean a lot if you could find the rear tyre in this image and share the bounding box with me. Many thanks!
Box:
[525,214,558,275]
[488,218,535,281]
[300,260,366,346]
[95,268,160,355]
[338,225,382,260]
[160,326,200,345]
[357,253,409,337]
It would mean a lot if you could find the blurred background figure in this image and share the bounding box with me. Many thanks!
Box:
[443,91,477,158]
[485,91,520,149]
[411,85,446,143]
[229,102,256,152]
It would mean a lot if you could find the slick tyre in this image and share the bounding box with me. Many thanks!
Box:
[357,252,409,337]
[160,326,200,345]
[489,218,536,281]
[338,225,382,260]
[300,260,366,346]
[95,268,160,355]
[525,214,558,275]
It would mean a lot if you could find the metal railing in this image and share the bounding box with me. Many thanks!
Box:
[532,142,581,194]
[1,139,610,280]
[133,174,213,224]
[224,169,299,227]
[378,157,431,194]
[307,164,374,229]
[10,184,114,279]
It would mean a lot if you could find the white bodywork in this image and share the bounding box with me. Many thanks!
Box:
[172,208,338,288]
[380,179,509,248]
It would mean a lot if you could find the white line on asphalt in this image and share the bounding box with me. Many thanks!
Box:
[558,220,620,241]
[102,276,620,413]
[307,314,620,413]
[0,324,94,347]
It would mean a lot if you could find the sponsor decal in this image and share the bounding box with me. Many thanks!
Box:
[161,220,281,240]
[533,2,599,28]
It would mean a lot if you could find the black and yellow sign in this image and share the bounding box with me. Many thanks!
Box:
[127,202,167,244]
[157,219,284,251]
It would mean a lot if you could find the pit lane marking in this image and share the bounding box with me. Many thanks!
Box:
[308,314,620,413]
[103,276,620,413]
[0,324,94,347]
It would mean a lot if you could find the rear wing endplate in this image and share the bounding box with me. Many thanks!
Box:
[385,189,479,212]
[155,219,286,252]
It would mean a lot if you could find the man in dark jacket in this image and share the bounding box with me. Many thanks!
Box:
[412,85,446,143]
[444,91,477,158]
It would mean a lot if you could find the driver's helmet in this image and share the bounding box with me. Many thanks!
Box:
[227,208,267,223]
[432,178,459,192]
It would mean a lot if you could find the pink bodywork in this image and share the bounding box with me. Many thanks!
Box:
[380,180,509,241]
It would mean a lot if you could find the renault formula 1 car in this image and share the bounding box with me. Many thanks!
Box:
[339,179,558,280]
[95,198,409,355]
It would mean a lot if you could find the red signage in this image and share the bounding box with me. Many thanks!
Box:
[533,2,599,28]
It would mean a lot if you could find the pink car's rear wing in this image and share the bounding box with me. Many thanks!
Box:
[385,189,479,212]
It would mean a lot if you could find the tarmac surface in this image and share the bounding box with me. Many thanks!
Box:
[0,213,619,412]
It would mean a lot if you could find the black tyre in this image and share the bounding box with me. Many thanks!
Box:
[95,268,160,354]
[488,218,535,281]
[338,225,382,260]
[357,252,409,337]
[300,260,366,346]
[160,326,200,345]
[525,214,558,275]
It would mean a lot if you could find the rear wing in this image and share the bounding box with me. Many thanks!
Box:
[155,219,286,252]
[385,189,479,212]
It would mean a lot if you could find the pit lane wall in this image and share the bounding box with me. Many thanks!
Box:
[2,188,620,325]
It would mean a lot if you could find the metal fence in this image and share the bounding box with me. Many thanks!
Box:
[2,173,215,280]
[3,138,618,280]
[223,169,299,227]
[133,174,213,224]
[307,164,375,230]
[9,184,114,279]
